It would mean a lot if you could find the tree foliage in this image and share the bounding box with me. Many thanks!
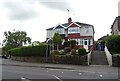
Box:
[52,32,62,50]
[63,41,70,48]
[32,41,41,46]
[2,30,31,55]
[106,35,120,54]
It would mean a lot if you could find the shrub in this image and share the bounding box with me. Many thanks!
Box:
[71,49,76,55]
[59,51,65,55]
[9,44,50,57]
[64,47,71,53]
[50,50,60,56]
[106,35,120,54]
[78,48,87,56]
[63,41,70,48]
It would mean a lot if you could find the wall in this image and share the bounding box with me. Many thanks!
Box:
[47,30,53,38]
[111,18,119,35]
[11,55,88,65]
[105,46,112,66]
[87,51,92,65]
[80,26,94,36]
[0,48,2,54]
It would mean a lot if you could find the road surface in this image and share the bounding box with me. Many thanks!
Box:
[1,58,119,81]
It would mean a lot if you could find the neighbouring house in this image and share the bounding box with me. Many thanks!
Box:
[46,18,95,51]
[96,34,109,51]
[111,16,120,35]
[0,48,2,54]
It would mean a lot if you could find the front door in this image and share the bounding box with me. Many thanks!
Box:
[84,39,88,52]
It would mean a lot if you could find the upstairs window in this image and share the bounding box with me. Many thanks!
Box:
[68,27,80,34]
[54,28,65,34]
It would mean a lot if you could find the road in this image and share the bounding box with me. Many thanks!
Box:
[1,58,119,81]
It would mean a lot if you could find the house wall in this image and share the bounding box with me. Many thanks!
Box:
[111,18,120,35]
[0,48,2,54]
[80,26,94,36]
[47,30,53,38]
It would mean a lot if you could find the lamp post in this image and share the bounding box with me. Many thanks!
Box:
[46,38,52,62]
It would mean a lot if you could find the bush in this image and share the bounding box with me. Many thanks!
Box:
[71,49,76,55]
[50,50,60,56]
[78,48,87,56]
[63,41,70,48]
[9,44,50,57]
[106,35,120,54]
[59,51,65,55]
[64,47,71,53]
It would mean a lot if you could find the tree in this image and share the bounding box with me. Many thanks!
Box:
[63,41,70,48]
[32,41,41,46]
[52,32,62,50]
[106,35,120,54]
[2,30,31,55]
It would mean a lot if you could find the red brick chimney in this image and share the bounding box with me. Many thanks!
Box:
[68,17,72,24]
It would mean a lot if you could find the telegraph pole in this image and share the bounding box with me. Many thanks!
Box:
[67,9,70,18]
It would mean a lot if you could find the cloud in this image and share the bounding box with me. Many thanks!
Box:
[25,0,74,12]
[2,0,38,20]
[118,1,120,16]
[40,2,73,12]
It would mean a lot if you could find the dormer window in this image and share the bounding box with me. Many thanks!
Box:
[68,27,80,34]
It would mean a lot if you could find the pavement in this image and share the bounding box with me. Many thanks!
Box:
[1,58,119,74]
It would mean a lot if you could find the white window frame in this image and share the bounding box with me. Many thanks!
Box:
[68,27,80,34]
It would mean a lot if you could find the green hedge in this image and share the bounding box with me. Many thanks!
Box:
[50,50,60,56]
[106,35,120,54]
[9,44,50,57]
[78,48,87,56]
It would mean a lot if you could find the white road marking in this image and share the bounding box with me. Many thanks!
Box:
[52,75,62,81]
[78,73,82,75]
[61,72,64,73]
[21,77,31,81]
[100,74,103,77]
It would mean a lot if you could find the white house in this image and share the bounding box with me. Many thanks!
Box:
[46,18,95,51]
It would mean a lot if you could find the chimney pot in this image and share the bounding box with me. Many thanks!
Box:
[68,17,72,24]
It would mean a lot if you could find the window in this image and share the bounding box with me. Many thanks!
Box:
[68,27,80,34]
[88,39,92,45]
[55,28,65,34]
[84,41,87,45]
[79,39,83,45]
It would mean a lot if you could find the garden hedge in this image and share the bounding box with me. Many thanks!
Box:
[78,48,87,56]
[106,35,120,54]
[9,44,50,57]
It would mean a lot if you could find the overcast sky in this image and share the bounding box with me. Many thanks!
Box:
[0,0,119,47]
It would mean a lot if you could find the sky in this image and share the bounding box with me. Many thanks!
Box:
[0,0,119,47]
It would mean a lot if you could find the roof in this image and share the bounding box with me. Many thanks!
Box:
[62,23,69,27]
[111,16,120,31]
[62,22,92,27]
[118,16,120,31]
[46,27,54,30]
[53,25,65,29]
[46,21,94,31]
[98,34,109,41]
[76,22,93,26]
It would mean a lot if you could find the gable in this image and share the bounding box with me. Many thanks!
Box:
[68,22,81,28]
[55,25,64,29]
[69,24,78,27]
